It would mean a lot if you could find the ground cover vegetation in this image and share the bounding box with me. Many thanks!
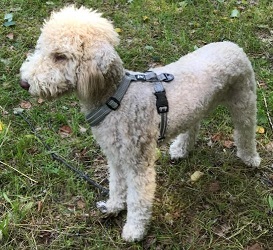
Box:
[0,0,273,249]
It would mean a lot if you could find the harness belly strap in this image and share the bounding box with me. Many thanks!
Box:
[154,81,169,141]
[86,71,174,141]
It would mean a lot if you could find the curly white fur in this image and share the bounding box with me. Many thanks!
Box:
[20,6,261,242]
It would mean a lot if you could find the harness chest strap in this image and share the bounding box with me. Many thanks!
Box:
[86,74,132,126]
[86,71,174,140]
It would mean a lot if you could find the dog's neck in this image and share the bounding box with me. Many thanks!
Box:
[80,66,126,115]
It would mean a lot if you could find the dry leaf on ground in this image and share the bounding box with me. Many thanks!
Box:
[245,242,263,250]
[58,125,72,138]
[223,140,234,148]
[190,171,204,182]
[265,142,273,152]
[19,100,32,109]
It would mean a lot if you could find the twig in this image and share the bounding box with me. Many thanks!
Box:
[257,81,273,132]
[227,220,253,240]
[0,160,38,183]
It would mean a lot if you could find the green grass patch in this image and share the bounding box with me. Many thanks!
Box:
[0,0,273,249]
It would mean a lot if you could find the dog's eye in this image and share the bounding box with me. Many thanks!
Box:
[54,53,68,62]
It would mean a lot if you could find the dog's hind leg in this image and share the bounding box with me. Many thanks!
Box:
[225,82,261,167]
[169,122,200,160]
[97,161,126,215]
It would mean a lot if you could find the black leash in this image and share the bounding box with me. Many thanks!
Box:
[16,112,109,195]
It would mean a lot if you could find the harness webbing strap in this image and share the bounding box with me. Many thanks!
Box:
[86,74,132,126]
[154,81,169,141]
[86,71,174,141]
[160,113,168,141]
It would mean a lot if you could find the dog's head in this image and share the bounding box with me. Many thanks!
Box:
[20,5,123,104]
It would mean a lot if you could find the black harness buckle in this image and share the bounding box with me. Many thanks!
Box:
[161,73,174,82]
[154,90,169,114]
[106,97,120,110]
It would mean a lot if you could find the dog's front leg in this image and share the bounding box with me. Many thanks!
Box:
[122,163,156,242]
[97,161,126,215]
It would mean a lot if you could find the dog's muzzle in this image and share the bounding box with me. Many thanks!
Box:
[20,80,30,90]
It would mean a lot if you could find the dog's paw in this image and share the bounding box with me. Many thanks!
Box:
[96,200,125,215]
[169,142,189,160]
[237,152,261,167]
[169,148,189,161]
[122,223,146,242]
[96,201,108,213]
[245,155,261,167]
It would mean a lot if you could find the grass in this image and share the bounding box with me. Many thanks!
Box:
[0,0,273,249]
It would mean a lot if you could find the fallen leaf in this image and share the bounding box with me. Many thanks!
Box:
[19,100,32,109]
[190,171,204,182]
[208,181,221,193]
[211,133,222,142]
[13,107,24,114]
[230,9,240,18]
[4,13,16,27]
[58,125,72,138]
[256,126,265,134]
[142,16,149,22]
[37,98,44,104]
[245,242,263,250]
[223,140,234,148]
[76,198,86,209]
[6,33,14,40]
[115,27,122,33]
[4,13,13,22]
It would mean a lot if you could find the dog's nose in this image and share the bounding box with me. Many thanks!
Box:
[20,80,30,90]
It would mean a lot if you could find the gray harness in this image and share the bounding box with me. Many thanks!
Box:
[86,71,174,141]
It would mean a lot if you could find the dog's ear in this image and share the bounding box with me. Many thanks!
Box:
[77,43,123,104]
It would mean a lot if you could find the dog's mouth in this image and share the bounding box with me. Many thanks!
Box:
[20,82,74,101]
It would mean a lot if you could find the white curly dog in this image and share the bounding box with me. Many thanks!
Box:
[20,6,261,242]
